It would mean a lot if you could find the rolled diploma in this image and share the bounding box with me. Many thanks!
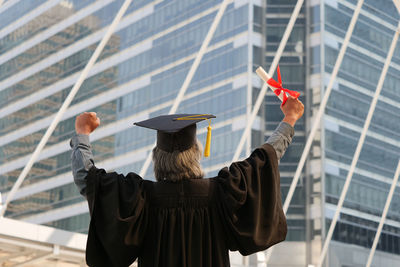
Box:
[255,66,286,102]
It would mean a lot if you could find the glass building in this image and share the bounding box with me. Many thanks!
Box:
[307,0,400,266]
[0,0,399,266]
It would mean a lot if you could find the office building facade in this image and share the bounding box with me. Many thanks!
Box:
[306,0,400,266]
[0,0,399,266]
[0,1,268,266]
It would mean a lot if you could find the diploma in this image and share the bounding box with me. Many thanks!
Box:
[255,66,300,105]
[256,66,285,102]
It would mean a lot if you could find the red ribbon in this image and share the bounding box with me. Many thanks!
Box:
[267,65,300,106]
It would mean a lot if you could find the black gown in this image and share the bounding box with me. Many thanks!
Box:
[84,143,287,267]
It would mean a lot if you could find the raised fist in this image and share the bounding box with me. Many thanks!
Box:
[281,96,304,127]
[75,112,100,135]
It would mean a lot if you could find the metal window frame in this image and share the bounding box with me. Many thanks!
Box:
[138,0,233,177]
[1,0,400,266]
[0,0,134,217]
[317,4,400,267]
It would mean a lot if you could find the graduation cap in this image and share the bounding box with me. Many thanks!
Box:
[134,114,216,157]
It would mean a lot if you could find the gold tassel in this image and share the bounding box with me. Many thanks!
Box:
[204,120,212,157]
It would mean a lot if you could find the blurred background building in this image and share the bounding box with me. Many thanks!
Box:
[0,0,399,266]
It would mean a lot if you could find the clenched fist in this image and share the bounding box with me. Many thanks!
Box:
[281,96,304,127]
[75,112,100,135]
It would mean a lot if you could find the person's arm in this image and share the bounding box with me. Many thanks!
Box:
[266,96,304,160]
[71,134,94,196]
[266,122,294,160]
[71,112,100,197]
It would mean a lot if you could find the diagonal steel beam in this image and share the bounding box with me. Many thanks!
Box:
[366,159,400,267]
[317,21,400,267]
[139,0,233,177]
[0,0,134,217]
[244,0,305,263]
[284,0,365,219]
[232,0,305,162]
[393,0,400,14]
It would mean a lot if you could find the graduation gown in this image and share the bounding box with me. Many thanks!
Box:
[84,143,287,267]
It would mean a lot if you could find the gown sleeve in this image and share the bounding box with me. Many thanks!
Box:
[84,166,149,267]
[215,143,287,255]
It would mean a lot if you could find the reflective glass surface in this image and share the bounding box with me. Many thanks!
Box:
[0,0,47,30]
[264,0,306,241]
[323,0,400,255]
[0,0,252,230]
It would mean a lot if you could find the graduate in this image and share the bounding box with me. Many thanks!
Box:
[71,96,304,267]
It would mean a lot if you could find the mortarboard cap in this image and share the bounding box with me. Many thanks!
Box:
[134,114,215,155]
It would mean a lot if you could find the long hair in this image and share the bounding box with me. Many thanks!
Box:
[152,140,204,182]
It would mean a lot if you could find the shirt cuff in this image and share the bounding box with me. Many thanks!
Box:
[70,134,90,149]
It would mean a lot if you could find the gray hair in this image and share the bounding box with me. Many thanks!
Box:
[152,140,204,182]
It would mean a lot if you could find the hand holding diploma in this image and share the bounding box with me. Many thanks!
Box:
[256,65,300,105]
[75,112,100,135]
[256,65,303,126]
